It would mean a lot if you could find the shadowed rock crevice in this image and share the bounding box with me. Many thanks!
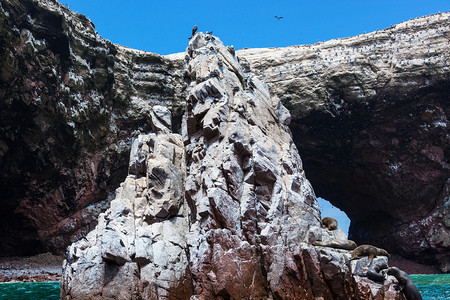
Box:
[288,85,449,269]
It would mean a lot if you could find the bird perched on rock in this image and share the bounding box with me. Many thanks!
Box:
[206,31,213,35]
[227,45,235,56]
[275,16,284,20]
[188,25,198,39]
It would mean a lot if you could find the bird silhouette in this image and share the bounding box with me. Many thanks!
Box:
[275,16,284,20]
[188,25,198,40]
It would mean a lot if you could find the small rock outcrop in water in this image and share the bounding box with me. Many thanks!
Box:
[61,33,403,299]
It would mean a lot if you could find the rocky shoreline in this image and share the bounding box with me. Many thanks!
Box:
[389,254,443,275]
[0,252,441,284]
[0,253,63,283]
[0,0,448,297]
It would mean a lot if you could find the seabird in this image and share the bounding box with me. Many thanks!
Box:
[206,31,213,35]
[275,16,284,20]
[188,25,198,39]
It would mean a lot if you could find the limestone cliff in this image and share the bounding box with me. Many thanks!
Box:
[0,0,184,255]
[237,13,450,272]
[61,33,402,299]
[0,0,448,274]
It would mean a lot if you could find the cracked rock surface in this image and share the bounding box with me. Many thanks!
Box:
[61,33,402,300]
[61,133,191,299]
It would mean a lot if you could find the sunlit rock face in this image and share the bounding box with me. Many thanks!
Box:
[1,0,448,273]
[181,33,323,298]
[61,133,192,299]
[237,13,450,271]
[0,0,184,255]
[61,33,403,300]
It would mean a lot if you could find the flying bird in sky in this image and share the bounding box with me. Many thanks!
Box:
[275,16,284,20]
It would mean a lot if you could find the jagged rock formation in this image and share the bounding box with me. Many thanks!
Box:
[237,13,450,271]
[0,0,184,255]
[61,133,192,299]
[61,33,402,299]
[0,0,448,273]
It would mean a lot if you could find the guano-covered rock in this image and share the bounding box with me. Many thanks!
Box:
[61,32,403,300]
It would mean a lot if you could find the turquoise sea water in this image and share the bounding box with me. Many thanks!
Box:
[0,281,60,300]
[0,275,448,299]
[410,274,450,300]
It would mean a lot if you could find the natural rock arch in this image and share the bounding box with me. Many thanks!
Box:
[0,0,448,273]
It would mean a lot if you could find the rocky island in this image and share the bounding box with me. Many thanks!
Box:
[0,0,448,298]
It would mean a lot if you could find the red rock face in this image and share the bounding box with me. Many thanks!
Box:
[0,0,183,255]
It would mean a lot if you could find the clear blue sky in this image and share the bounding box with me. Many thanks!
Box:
[318,198,350,235]
[64,0,449,55]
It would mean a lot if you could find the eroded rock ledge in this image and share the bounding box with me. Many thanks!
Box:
[61,33,402,300]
